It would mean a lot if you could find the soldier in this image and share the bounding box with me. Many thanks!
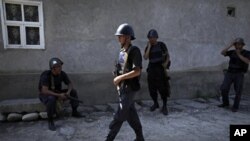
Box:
[39,58,83,131]
[144,29,170,115]
[105,23,144,141]
[218,38,250,112]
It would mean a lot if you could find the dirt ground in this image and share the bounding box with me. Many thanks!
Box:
[0,95,250,141]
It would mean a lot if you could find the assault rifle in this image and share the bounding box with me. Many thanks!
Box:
[66,95,83,104]
[113,46,136,109]
[113,62,123,109]
[53,90,83,103]
[113,62,122,77]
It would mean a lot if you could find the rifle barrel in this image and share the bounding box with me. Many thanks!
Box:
[67,96,83,103]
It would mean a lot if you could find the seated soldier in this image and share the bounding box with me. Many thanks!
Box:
[38,57,83,131]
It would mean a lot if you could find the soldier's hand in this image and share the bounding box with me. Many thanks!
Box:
[65,93,70,98]
[229,40,235,47]
[162,61,168,69]
[113,76,122,86]
[236,49,241,55]
[58,93,67,100]
[147,41,151,48]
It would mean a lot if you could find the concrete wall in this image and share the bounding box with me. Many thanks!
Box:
[1,71,250,105]
[1,0,250,104]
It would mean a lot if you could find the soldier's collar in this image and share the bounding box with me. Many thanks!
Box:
[121,44,132,52]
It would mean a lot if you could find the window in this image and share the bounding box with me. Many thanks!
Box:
[227,7,236,17]
[0,0,44,49]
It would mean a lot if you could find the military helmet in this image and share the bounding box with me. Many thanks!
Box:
[147,29,158,38]
[234,37,245,46]
[49,57,63,69]
[115,23,135,40]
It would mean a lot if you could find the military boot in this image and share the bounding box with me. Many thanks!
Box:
[162,105,168,115]
[48,119,56,131]
[72,108,85,118]
[150,103,159,111]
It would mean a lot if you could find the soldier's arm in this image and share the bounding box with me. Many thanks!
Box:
[163,48,170,68]
[236,50,250,64]
[41,85,65,99]
[143,42,151,60]
[66,83,73,96]
[221,41,234,56]
[62,72,73,96]
[113,67,141,86]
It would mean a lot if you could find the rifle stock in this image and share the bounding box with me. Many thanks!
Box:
[66,95,83,103]
[117,86,123,109]
[53,90,83,103]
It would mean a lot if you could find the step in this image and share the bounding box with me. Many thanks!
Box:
[0,98,46,113]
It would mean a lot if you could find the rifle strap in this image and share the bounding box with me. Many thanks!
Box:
[118,45,134,88]
[160,43,167,61]
[121,45,134,74]
[50,73,55,91]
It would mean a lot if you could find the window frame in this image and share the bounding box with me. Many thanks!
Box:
[0,0,45,49]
